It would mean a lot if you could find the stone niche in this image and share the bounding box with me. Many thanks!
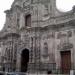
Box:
[41,41,49,63]
[42,42,49,57]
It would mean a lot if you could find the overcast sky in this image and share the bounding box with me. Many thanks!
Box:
[0,0,75,31]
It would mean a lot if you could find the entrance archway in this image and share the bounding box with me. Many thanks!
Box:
[21,49,29,72]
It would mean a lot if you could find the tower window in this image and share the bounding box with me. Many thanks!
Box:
[25,14,31,27]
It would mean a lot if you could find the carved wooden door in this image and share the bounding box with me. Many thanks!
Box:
[61,51,71,74]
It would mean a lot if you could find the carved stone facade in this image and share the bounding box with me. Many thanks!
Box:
[0,0,75,73]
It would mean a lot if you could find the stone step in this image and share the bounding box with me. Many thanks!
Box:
[26,73,69,75]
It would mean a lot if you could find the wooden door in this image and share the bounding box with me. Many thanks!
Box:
[61,51,71,74]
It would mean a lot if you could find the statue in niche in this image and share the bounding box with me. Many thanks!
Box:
[42,42,49,58]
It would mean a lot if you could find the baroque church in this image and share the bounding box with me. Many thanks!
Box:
[0,0,75,74]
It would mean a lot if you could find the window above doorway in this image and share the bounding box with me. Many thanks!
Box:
[25,14,31,27]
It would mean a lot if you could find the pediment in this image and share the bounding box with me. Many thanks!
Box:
[11,0,75,18]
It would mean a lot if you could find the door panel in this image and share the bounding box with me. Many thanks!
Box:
[61,51,71,74]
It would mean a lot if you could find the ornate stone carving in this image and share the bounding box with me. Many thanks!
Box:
[31,0,50,4]
[67,31,72,37]
[57,31,72,39]
[57,32,67,39]
[57,43,73,50]
[42,32,55,40]
[23,0,31,10]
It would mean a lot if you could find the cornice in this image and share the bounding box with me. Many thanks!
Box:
[0,32,20,39]
[41,19,75,31]
[4,9,12,15]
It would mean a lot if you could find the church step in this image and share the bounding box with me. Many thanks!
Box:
[26,74,69,75]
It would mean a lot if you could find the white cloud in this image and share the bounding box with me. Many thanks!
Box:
[0,0,75,31]
[56,0,75,12]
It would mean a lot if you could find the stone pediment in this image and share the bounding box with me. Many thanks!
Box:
[11,0,51,14]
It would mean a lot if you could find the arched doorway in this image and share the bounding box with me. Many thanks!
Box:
[21,49,29,72]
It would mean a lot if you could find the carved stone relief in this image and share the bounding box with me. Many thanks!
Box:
[57,31,73,51]
[23,0,31,10]
[57,30,72,39]
[42,32,55,40]
[57,42,73,51]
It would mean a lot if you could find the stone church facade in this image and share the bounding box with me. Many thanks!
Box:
[0,0,75,74]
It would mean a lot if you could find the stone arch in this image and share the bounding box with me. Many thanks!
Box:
[21,48,29,72]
